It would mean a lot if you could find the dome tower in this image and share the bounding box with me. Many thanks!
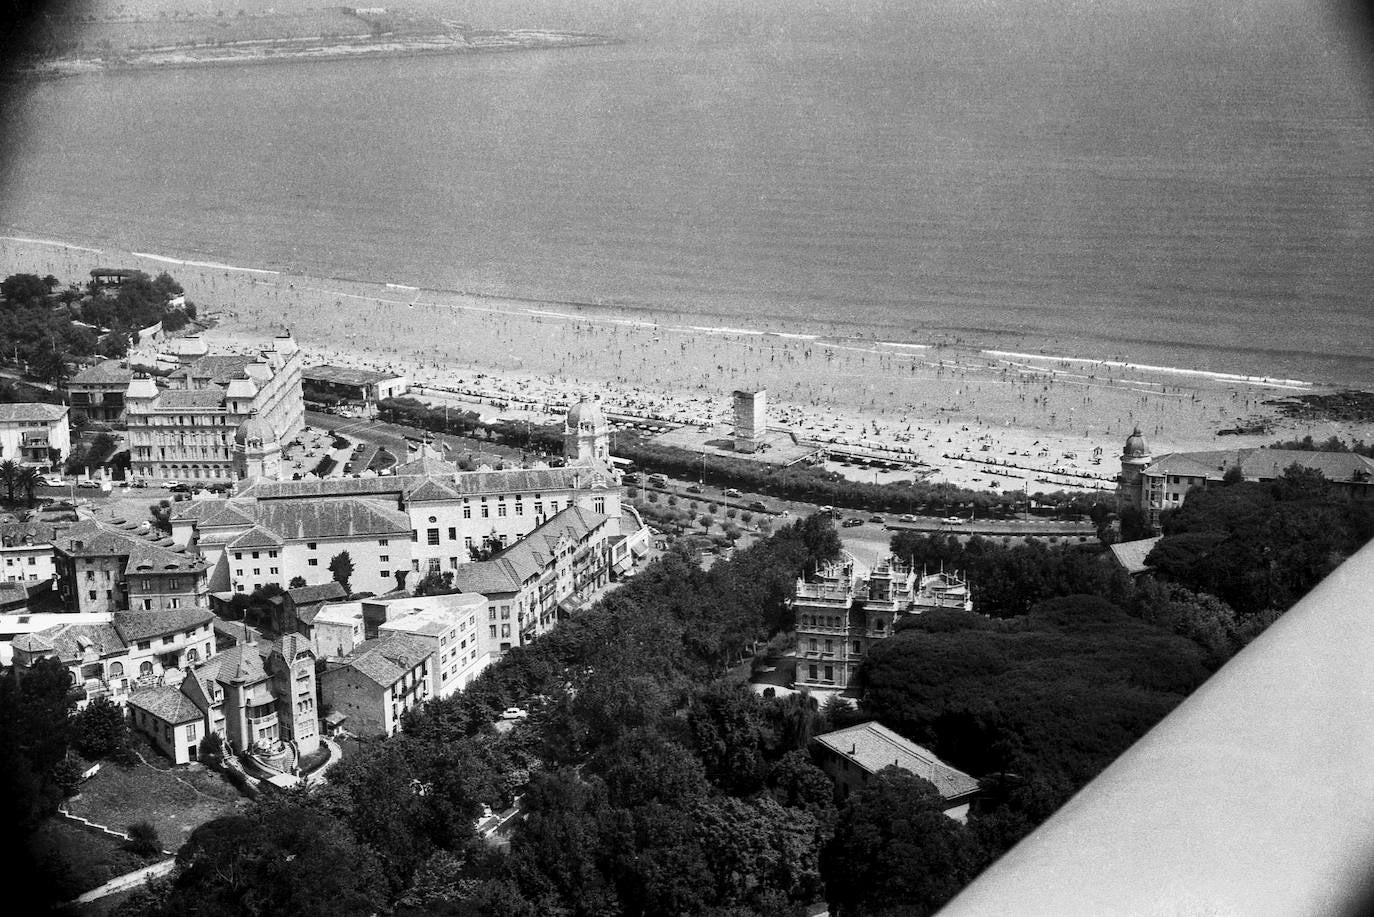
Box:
[564,397,611,465]
[1117,426,1151,512]
[233,414,282,481]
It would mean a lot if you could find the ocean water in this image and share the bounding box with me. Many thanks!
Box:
[1,0,1371,385]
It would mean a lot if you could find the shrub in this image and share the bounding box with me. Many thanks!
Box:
[126,820,162,857]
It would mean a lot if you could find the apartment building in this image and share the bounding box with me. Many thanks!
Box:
[0,402,70,468]
[0,521,57,585]
[371,592,491,697]
[65,361,134,425]
[813,721,980,820]
[319,633,433,737]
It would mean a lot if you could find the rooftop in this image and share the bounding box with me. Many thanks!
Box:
[335,633,432,688]
[68,361,134,386]
[113,607,213,643]
[1108,536,1164,576]
[814,721,980,802]
[128,684,203,725]
[0,402,67,423]
[302,364,404,386]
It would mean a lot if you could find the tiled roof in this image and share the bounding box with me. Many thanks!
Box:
[12,631,54,652]
[1108,536,1163,576]
[282,581,348,607]
[182,355,256,384]
[152,389,230,409]
[450,560,522,595]
[271,633,313,661]
[335,634,432,688]
[69,361,134,386]
[815,722,980,801]
[0,402,67,423]
[405,476,461,502]
[195,643,267,687]
[124,537,204,573]
[226,526,286,549]
[0,521,57,546]
[1238,449,1374,483]
[128,685,203,725]
[255,498,411,540]
[114,607,213,643]
[239,465,609,502]
[24,621,126,661]
[1142,453,1230,480]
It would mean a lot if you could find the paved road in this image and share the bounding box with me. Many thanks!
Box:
[70,857,176,904]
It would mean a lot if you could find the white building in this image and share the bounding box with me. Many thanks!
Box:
[124,331,304,483]
[0,521,57,585]
[732,389,766,453]
[371,592,490,697]
[0,403,70,469]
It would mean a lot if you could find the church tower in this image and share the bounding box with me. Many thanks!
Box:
[563,397,611,466]
[1117,426,1151,512]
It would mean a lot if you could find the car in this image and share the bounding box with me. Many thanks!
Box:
[621,473,640,484]
[686,483,703,494]
[500,707,529,721]
[819,505,835,516]
[869,515,884,524]
[748,500,768,512]
[842,517,864,527]
[76,479,103,489]
[944,516,966,525]
[724,488,743,498]
[167,482,192,493]
[41,476,64,487]
[900,514,916,522]
[648,475,667,487]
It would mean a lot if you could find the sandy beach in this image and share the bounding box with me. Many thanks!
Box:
[5,234,1370,494]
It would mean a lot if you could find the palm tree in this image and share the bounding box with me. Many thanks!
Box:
[16,467,41,507]
[0,460,19,505]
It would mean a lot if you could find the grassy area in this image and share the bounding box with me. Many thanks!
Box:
[65,757,247,851]
[29,818,151,901]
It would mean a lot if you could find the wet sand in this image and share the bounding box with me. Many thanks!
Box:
[6,235,1370,493]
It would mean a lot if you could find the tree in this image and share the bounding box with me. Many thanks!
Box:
[328,551,354,594]
[415,571,456,596]
[0,459,18,504]
[1,273,50,309]
[171,800,388,917]
[288,575,307,589]
[73,695,130,760]
[821,768,980,917]
[16,466,40,507]
[149,500,173,534]
[127,820,163,857]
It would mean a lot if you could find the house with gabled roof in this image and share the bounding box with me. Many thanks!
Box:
[813,721,982,821]
[319,633,433,737]
[53,519,208,614]
[0,402,69,469]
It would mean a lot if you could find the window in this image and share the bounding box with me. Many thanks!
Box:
[497,503,507,517]
[515,502,523,516]
[449,557,458,569]
[139,661,153,676]
[809,638,817,651]
[170,598,180,609]
[853,641,861,654]
[480,504,489,518]
[489,625,497,639]
[428,558,441,574]
[809,664,818,680]
[186,723,197,742]
[234,552,242,560]
[427,528,440,546]
[594,496,606,514]
[534,501,543,517]
[428,515,437,524]
[379,555,389,563]
[378,538,389,546]
[501,624,510,638]
[462,505,471,519]
[188,648,200,663]
[251,551,259,559]
[489,608,496,620]
[308,542,317,550]
[307,558,318,567]
[269,567,278,575]
[380,570,390,579]
[268,550,278,559]
[137,640,151,651]
[109,662,123,677]
[500,605,510,620]
[141,599,153,610]
[464,536,473,549]
[252,568,260,576]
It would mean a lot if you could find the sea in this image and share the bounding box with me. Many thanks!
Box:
[1,0,1371,387]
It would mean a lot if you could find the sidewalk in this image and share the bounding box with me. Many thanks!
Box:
[306,736,344,786]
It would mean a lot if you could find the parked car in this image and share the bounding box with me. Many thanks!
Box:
[648,475,667,487]
[500,707,529,721]
[944,516,966,525]
[842,517,864,527]
[686,483,703,494]
[724,488,743,498]
[41,475,64,487]
[622,473,640,484]
[869,515,884,524]
[748,500,768,512]
[76,480,102,489]
[900,514,916,522]
[167,482,192,493]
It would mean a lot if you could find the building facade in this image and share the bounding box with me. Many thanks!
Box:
[125,331,304,483]
[0,521,57,585]
[10,607,217,708]
[793,557,973,690]
[0,403,70,468]
[370,592,491,696]
[65,361,134,425]
[53,519,208,615]
[319,633,433,737]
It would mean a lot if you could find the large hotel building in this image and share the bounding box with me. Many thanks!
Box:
[125,331,305,483]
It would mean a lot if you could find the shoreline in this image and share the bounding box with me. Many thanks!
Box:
[9,31,619,81]
[4,233,1372,495]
